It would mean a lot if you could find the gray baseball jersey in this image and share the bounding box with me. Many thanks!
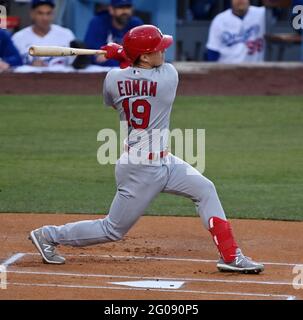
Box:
[43,64,226,247]
[103,63,178,153]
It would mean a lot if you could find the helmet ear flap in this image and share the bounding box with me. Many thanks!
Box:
[133,56,141,66]
[132,53,149,67]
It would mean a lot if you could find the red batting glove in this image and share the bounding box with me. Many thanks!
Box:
[101,43,131,69]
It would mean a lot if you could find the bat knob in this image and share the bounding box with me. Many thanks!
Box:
[29,47,35,56]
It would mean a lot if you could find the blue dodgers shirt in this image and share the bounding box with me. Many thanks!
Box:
[0,29,22,67]
[84,11,143,66]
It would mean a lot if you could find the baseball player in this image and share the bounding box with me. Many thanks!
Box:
[29,25,264,274]
[206,0,266,63]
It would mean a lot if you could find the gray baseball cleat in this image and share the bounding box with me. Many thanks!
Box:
[29,228,65,265]
[217,249,264,274]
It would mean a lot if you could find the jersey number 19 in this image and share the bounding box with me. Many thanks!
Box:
[122,98,151,129]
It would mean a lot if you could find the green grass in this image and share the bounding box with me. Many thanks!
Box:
[0,95,302,220]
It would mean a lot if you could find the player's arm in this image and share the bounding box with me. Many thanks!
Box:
[206,16,222,62]
[207,49,220,62]
[1,31,22,67]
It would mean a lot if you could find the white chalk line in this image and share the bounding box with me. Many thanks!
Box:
[6,281,295,300]
[6,253,297,300]
[1,253,25,267]
[7,269,295,287]
[5,252,300,287]
[25,252,303,267]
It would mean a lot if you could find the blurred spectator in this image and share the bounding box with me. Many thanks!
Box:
[12,0,75,67]
[85,0,143,66]
[206,0,266,63]
[0,29,22,72]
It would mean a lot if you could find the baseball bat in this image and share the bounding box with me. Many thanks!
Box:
[29,46,106,57]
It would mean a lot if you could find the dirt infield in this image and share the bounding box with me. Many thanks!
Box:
[1,63,303,96]
[0,213,302,300]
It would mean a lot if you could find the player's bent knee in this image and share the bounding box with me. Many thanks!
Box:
[191,179,217,204]
[207,180,216,192]
[108,231,123,242]
[106,228,124,241]
[200,179,216,196]
[106,225,124,242]
[103,219,124,241]
[192,179,217,204]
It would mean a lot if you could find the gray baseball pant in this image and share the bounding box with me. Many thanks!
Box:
[43,153,226,246]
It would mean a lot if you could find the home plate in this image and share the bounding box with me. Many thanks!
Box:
[109,280,185,289]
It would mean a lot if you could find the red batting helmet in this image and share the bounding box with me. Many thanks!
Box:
[123,25,173,62]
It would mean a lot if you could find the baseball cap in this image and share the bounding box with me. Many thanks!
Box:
[111,0,133,8]
[31,0,55,9]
